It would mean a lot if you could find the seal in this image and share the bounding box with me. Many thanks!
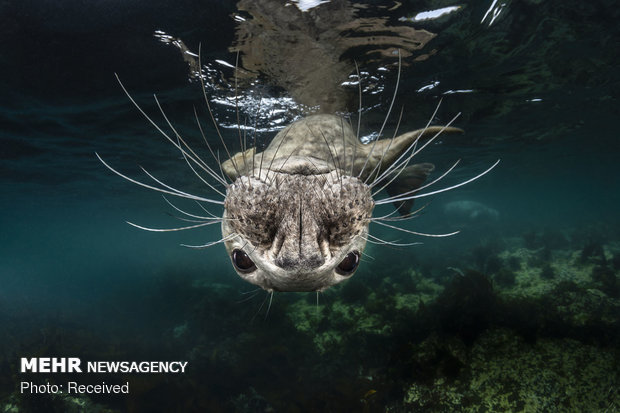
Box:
[98,90,498,292]
[220,114,463,291]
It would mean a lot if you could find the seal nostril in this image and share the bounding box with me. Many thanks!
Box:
[305,254,324,269]
[232,249,256,273]
[336,251,360,276]
[275,256,296,270]
[275,254,324,270]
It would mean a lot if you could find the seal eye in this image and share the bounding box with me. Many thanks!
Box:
[232,249,256,273]
[336,251,360,276]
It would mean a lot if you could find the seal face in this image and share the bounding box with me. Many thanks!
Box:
[223,171,373,292]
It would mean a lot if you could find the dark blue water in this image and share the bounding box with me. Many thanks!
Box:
[1,0,619,411]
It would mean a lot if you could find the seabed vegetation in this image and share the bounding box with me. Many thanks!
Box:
[1,223,619,412]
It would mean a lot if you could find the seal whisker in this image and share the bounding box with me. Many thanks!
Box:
[364,106,405,185]
[353,60,362,176]
[174,133,227,198]
[127,220,221,232]
[340,117,347,177]
[372,220,459,238]
[371,202,430,222]
[258,142,266,181]
[351,234,376,260]
[247,243,260,258]
[250,93,264,176]
[361,251,374,261]
[97,153,223,204]
[370,110,459,189]
[273,139,307,178]
[366,233,422,247]
[240,287,263,295]
[162,196,223,221]
[371,213,420,222]
[251,290,272,323]
[357,50,401,179]
[233,50,250,175]
[194,199,222,219]
[363,236,389,245]
[371,208,401,221]
[166,215,221,224]
[138,165,223,204]
[264,127,293,183]
[197,44,242,178]
[315,292,319,317]
[373,159,461,200]
[312,125,342,184]
[114,74,226,190]
[242,114,250,164]
[152,94,228,192]
[302,158,336,198]
[304,173,328,201]
[235,289,262,304]
[181,233,238,249]
[193,106,230,186]
[323,128,343,184]
[375,159,500,205]
[368,98,444,188]
[264,291,274,320]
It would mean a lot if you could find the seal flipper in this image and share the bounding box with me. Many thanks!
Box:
[385,163,434,215]
[355,126,462,181]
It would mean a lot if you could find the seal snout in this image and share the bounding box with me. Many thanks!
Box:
[275,252,325,271]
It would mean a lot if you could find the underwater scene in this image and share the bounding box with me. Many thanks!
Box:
[1,0,619,411]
